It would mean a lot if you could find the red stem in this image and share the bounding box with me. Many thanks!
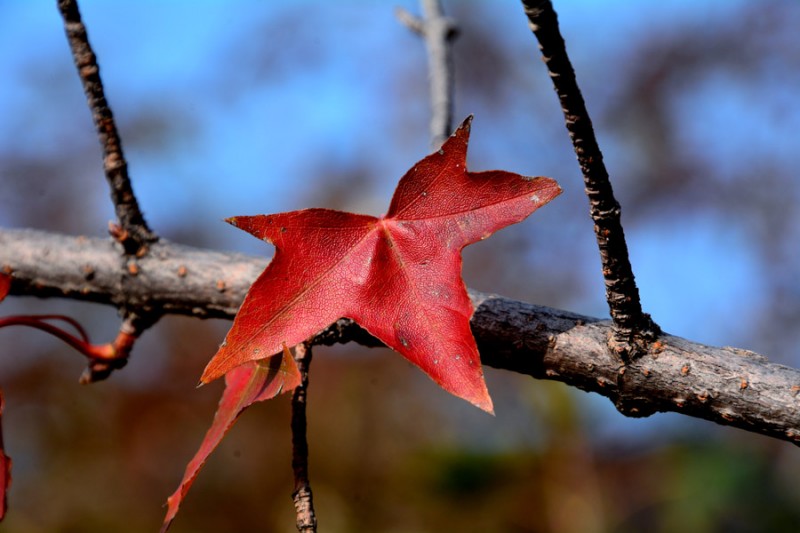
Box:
[0,315,117,360]
[18,314,90,343]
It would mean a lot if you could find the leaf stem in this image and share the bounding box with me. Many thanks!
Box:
[0,314,140,382]
[0,315,115,359]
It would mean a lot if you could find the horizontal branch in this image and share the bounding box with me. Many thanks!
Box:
[1,227,799,445]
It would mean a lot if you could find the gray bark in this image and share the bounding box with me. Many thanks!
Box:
[1,227,799,445]
[396,0,458,149]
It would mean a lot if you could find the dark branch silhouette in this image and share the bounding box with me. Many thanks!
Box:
[57,0,157,256]
[520,0,658,358]
[291,343,317,532]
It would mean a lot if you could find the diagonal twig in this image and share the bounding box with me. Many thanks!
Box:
[57,0,157,256]
[291,343,317,532]
[397,0,459,148]
[56,0,162,382]
[520,0,659,360]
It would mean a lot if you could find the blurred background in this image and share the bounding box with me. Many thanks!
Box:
[1,0,799,531]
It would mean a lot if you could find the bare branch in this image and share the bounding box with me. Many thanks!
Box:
[56,0,157,256]
[397,0,459,148]
[1,227,799,445]
[291,343,317,533]
[520,0,657,357]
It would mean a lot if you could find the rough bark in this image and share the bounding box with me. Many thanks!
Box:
[57,0,157,255]
[520,0,657,357]
[1,227,799,445]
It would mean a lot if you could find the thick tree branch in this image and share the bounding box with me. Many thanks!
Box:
[1,228,798,445]
[57,0,157,256]
[520,0,657,357]
[397,0,459,148]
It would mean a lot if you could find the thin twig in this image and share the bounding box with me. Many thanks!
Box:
[397,0,459,148]
[56,0,162,381]
[57,0,157,256]
[291,343,317,532]
[520,0,659,359]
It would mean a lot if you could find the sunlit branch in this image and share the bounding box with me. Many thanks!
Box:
[2,227,798,446]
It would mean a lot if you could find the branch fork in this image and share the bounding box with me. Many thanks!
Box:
[521,0,660,361]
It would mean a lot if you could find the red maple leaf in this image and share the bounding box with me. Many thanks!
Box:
[161,346,300,532]
[201,116,561,412]
[0,274,9,303]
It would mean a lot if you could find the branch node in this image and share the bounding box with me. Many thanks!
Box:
[79,311,160,384]
[614,363,657,418]
[57,0,157,257]
[521,0,661,354]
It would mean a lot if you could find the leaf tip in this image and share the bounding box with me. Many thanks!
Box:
[199,357,226,385]
[455,114,473,136]
[198,366,220,385]
[159,516,174,533]
[472,391,495,416]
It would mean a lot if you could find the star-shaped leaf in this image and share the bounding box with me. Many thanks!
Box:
[201,116,561,412]
[161,346,299,532]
